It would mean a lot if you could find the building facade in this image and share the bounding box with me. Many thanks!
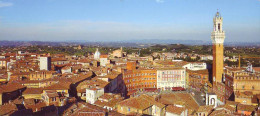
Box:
[157,68,186,90]
[183,62,207,71]
[40,56,51,71]
[123,69,157,94]
[86,88,104,104]
[100,55,108,67]
[112,47,123,58]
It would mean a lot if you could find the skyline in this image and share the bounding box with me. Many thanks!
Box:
[0,0,260,42]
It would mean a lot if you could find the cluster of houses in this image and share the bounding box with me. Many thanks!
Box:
[0,47,259,115]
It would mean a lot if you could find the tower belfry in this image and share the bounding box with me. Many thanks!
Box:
[211,11,225,86]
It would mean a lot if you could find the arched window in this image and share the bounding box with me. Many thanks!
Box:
[210,98,215,106]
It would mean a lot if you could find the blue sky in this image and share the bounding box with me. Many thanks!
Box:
[0,0,259,42]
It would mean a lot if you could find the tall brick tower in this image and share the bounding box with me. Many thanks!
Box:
[211,11,225,86]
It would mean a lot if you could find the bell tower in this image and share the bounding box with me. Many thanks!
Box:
[211,11,225,86]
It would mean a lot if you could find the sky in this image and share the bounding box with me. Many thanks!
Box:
[0,0,259,42]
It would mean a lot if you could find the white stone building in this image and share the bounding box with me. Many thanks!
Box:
[61,66,72,74]
[157,68,186,90]
[94,48,101,60]
[39,56,51,71]
[100,55,108,67]
[86,87,104,104]
[183,62,207,71]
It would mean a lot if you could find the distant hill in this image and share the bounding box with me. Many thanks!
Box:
[0,40,259,47]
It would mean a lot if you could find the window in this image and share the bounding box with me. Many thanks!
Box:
[242,86,245,89]
[252,86,254,90]
[52,97,56,101]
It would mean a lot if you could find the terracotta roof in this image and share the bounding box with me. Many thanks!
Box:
[237,104,256,112]
[236,91,254,97]
[187,69,209,74]
[0,103,18,116]
[108,111,125,116]
[225,67,245,72]
[78,58,91,63]
[24,98,36,106]
[157,93,199,115]
[63,102,107,116]
[223,104,236,112]
[209,109,232,116]
[97,72,120,80]
[0,74,7,79]
[23,88,43,94]
[197,105,214,113]
[76,77,109,91]
[118,94,165,110]
[0,103,18,115]
[51,58,67,61]
[25,102,47,112]
[70,71,93,84]
[0,58,10,61]
[0,82,25,93]
[225,100,239,107]
[46,91,59,98]
[100,55,108,58]
[156,67,185,70]
[43,82,71,90]
[252,94,260,104]
[94,93,124,108]
[62,66,71,70]
[253,67,260,72]
[154,60,189,67]
[166,105,185,115]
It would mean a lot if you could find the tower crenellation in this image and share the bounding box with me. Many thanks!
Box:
[211,11,225,44]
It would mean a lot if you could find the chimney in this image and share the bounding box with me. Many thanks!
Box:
[7,71,12,81]
[206,93,209,105]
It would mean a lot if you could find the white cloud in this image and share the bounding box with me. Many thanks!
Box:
[0,1,13,8]
[156,0,164,3]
